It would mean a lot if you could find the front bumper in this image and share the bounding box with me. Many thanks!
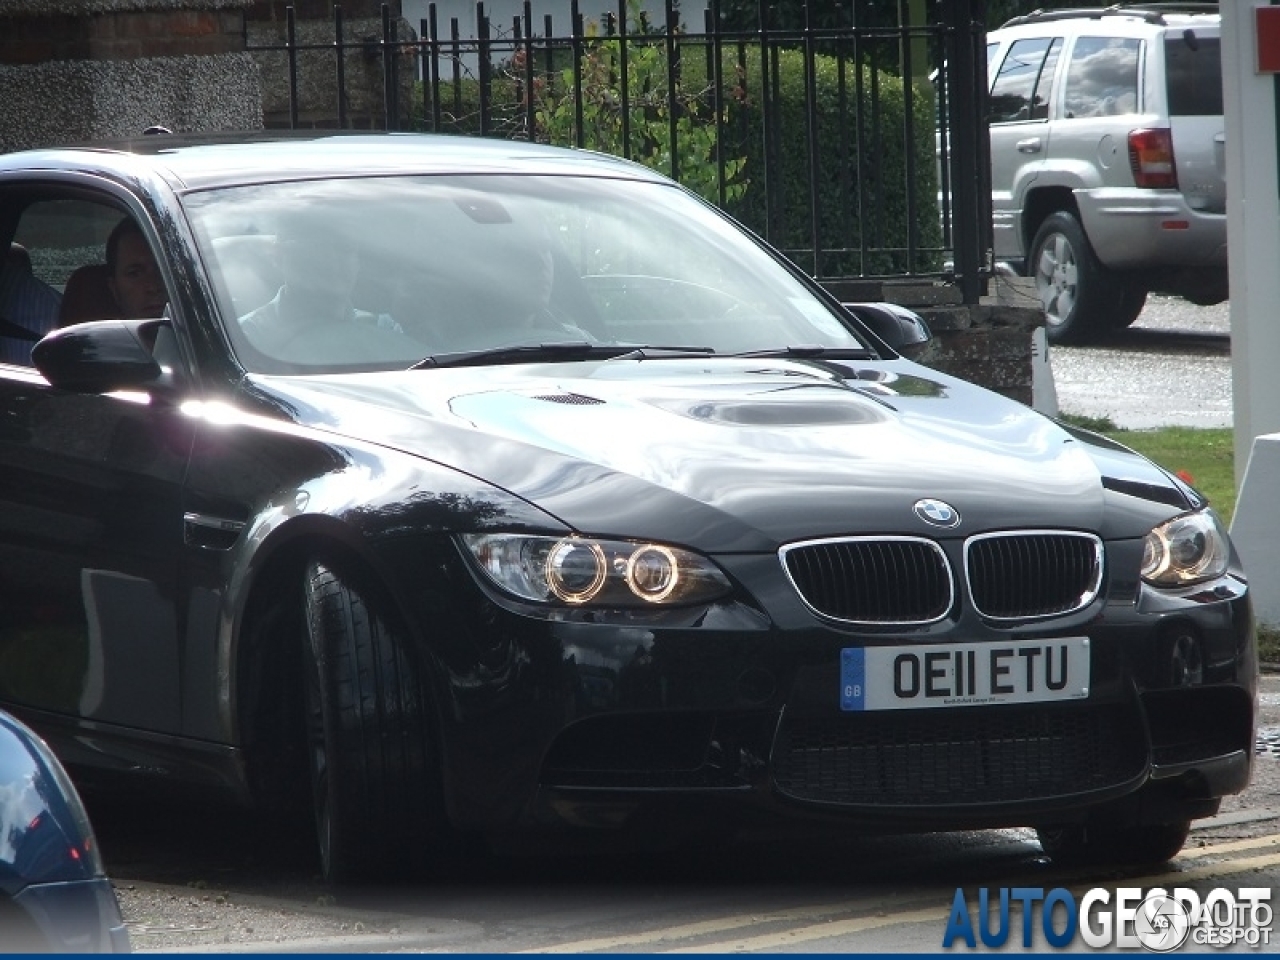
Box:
[525,670,1252,835]
[423,543,1255,836]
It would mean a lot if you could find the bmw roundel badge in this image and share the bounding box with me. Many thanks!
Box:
[913,498,960,528]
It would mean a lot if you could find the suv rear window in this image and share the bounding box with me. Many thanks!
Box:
[1165,34,1222,116]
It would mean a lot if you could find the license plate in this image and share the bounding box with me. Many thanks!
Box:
[840,637,1090,711]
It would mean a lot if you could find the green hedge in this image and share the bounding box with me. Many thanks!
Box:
[410,40,942,278]
[712,47,943,276]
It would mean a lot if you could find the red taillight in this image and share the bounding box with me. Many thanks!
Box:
[1129,128,1178,189]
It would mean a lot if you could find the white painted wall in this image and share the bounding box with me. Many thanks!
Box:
[403,0,667,76]
[402,0,663,39]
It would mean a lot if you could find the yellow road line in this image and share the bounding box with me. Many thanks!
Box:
[1133,848,1280,886]
[520,832,1280,954]
[517,893,947,954]
[1179,832,1280,859]
[665,904,949,954]
[677,852,1280,955]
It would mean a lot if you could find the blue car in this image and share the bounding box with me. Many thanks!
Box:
[0,709,129,952]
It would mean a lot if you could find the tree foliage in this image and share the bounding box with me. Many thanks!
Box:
[985,0,1083,28]
[715,1,1085,33]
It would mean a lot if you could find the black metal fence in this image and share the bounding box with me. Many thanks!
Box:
[246,0,992,302]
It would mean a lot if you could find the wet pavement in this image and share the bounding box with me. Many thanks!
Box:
[1048,295,1231,430]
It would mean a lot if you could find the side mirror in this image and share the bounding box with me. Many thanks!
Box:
[32,318,166,393]
[843,302,933,360]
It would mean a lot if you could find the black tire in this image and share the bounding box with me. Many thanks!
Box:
[1109,283,1148,331]
[302,559,444,883]
[1028,211,1122,346]
[1035,819,1190,869]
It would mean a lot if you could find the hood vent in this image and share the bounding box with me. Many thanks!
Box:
[532,392,605,405]
[1102,475,1189,509]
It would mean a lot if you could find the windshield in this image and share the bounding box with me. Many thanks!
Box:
[181,175,870,374]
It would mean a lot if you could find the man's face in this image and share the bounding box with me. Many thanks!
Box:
[109,232,166,319]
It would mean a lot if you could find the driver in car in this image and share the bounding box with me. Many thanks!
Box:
[238,210,407,361]
[107,218,167,320]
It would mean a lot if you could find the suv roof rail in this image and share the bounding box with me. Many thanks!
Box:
[999,3,1218,30]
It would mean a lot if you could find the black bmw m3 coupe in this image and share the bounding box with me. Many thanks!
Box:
[0,131,1255,882]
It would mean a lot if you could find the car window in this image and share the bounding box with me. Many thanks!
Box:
[1165,33,1221,116]
[12,199,123,289]
[988,37,1057,124]
[1,197,145,366]
[1029,38,1062,120]
[1063,36,1141,119]
[183,176,871,375]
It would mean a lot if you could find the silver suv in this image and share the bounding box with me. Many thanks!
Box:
[987,5,1225,344]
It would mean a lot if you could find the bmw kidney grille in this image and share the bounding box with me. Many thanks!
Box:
[781,531,1103,624]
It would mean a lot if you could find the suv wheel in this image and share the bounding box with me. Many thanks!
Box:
[1110,283,1148,331]
[1029,211,1121,345]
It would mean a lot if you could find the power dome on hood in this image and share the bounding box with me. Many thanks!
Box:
[650,390,891,426]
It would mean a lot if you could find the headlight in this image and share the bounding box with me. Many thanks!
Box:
[460,534,732,606]
[1141,510,1230,587]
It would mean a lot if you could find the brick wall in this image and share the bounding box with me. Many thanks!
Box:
[246,0,399,18]
[914,303,1043,408]
[0,8,245,65]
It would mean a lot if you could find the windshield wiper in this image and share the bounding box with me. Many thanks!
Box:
[410,342,715,369]
[608,344,716,360]
[411,342,629,369]
[727,345,876,359]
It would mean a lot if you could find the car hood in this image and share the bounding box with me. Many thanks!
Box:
[251,357,1189,552]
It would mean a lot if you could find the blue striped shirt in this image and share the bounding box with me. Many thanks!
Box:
[0,263,61,366]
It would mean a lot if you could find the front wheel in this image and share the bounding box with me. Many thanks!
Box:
[302,559,445,882]
[1029,211,1121,346]
[1035,819,1191,869]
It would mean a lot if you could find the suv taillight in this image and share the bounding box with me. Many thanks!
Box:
[1128,128,1178,189]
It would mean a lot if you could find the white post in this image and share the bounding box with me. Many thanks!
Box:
[1224,3,1280,484]
[1224,4,1280,626]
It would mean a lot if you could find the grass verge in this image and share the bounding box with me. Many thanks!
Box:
[1260,625,1280,665]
